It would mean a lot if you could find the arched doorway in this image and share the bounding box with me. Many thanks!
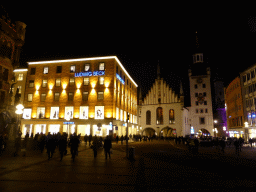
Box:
[198,128,211,137]
[142,128,156,137]
[159,127,175,137]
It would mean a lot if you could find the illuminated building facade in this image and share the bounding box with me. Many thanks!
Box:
[138,64,189,137]
[20,56,138,138]
[225,76,245,138]
[240,64,256,140]
[0,12,26,110]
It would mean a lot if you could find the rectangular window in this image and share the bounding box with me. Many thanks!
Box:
[23,109,32,119]
[99,63,105,70]
[196,101,199,106]
[50,107,59,119]
[42,80,47,88]
[98,92,104,100]
[200,117,205,124]
[99,77,104,85]
[203,92,206,97]
[203,84,206,88]
[195,93,198,97]
[205,109,208,113]
[70,65,76,73]
[80,106,89,119]
[204,101,207,105]
[243,75,247,83]
[56,66,62,73]
[200,109,203,113]
[17,86,22,93]
[56,78,61,86]
[195,84,198,89]
[65,106,74,119]
[29,80,34,88]
[95,106,104,119]
[28,94,33,102]
[84,64,90,71]
[82,92,88,101]
[17,73,23,81]
[30,68,36,75]
[84,78,89,85]
[68,92,74,101]
[37,107,45,118]
[54,92,60,101]
[69,78,75,86]
[41,93,46,102]
[43,67,48,74]
[196,109,198,113]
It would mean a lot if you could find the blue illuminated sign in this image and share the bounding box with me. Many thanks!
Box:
[75,71,105,77]
[116,73,125,84]
[64,122,74,124]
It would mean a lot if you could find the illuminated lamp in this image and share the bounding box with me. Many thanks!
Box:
[75,114,79,118]
[63,84,67,90]
[49,84,53,90]
[36,85,40,91]
[91,83,96,89]
[245,122,249,128]
[77,83,81,89]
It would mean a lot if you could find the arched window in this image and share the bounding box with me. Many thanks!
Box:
[146,110,151,125]
[156,107,163,125]
[169,109,175,124]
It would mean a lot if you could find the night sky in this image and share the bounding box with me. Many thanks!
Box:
[2,3,256,106]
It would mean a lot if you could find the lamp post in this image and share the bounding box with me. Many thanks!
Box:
[15,104,24,156]
[15,104,24,134]
[65,115,70,139]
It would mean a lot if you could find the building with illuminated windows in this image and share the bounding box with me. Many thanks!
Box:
[138,64,190,137]
[20,56,138,138]
[225,76,245,139]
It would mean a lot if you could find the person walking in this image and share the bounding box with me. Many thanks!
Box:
[116,135,119,144]
[70,133,79,162]
[46,133,55,160]
[89,134,92,146]
[59,135,67,161]
[92,135,99,158]
[120,135,124,145]
[249,138,253,148]
[84,134,88,146]
[104,135,112,159]
[234,139,240,156]
[219,139,226,153]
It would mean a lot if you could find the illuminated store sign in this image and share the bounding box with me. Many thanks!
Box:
[116,73,125,84]
[63,122,74,124]
[75,71,105,77]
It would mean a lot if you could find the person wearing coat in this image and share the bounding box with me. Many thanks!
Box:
[92,135,99,157]
[104,135,112,159]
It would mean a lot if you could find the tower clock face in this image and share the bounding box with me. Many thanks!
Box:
[197,93,205,104]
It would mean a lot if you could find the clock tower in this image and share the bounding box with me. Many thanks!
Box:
[188,32,214,137]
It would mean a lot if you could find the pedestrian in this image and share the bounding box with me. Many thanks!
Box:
[89,134,92,146]
[238,137,244,152]
[84,134,88,146]
[220,139,226,153]
[70,133,79,161]
[104,135,112,159]
[92,135,99,158]
[249,138,253,147]
[59,135,67,161]
[46,133,55,160]
[234,139,239,156]
[193,138,199,155]
[116,135,119,144]
[120,135,124,145]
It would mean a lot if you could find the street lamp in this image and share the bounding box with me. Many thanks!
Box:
[15,104,24,135]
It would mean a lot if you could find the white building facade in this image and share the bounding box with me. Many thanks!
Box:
[139,75,189,137]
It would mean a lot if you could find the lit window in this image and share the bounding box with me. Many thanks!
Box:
[43,67,48,74]
[29,80,34,88]
[156,107,163,125]
[42,80,47,88]
[99,63,105,70]
[169,109,175,124]
[146,110,151,125]
[50,107,59,119]
[97,91,104,100]
[54,92,60,101]
[28,94,33,102]
[56,78,61,86]
[41,93,46,102]
[99,77,104,85]
[68,92,74,101]
[69,78,75,86]
[65,106,74,119]
[84,78,89,85]
[37,107,45,119]
[95,106,104,119]
[82,92,88,101]
[17,86,22,94]
[23,108,32,119]
[70,65,76,73]
[84,64,90,71]
[80,106,89,119]
[17,74,23,81]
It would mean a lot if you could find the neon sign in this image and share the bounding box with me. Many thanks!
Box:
[75,71,105,77]
[116,73,125,84]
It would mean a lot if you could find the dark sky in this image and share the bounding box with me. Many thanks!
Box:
[2,3,256,105]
